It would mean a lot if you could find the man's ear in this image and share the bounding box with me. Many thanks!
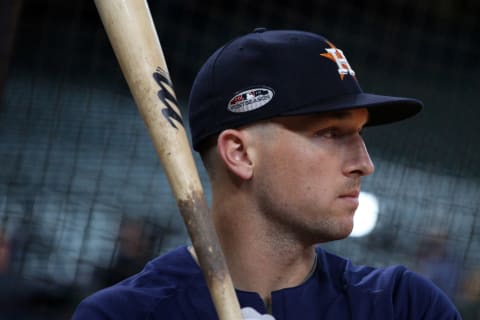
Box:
[216,129,253,180]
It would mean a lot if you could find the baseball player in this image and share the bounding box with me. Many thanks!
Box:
[73,29,462,319]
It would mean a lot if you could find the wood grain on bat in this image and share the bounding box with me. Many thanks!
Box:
[94,0,242,319]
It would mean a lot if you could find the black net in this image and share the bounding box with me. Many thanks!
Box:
[1,0,479,318]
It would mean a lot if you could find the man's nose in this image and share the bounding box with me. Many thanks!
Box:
[344,136,375,177]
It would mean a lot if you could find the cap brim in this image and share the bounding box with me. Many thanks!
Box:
[281,93,423,126]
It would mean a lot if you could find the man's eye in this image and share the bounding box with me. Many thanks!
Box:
[315,128,340,138]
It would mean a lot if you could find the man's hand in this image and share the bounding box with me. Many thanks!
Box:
[241,307,275,320]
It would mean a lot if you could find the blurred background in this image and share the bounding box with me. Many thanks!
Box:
[0,0,479,318]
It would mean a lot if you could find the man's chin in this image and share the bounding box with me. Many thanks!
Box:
[314,228,353,244]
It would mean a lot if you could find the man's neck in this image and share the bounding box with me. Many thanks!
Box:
[227,243,316,298]
[211,206,317,303]
[187,243,316,308]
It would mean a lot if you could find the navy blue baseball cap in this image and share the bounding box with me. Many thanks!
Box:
[188,28,423,151]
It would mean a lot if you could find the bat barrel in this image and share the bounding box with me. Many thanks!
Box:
[94,0,242,318]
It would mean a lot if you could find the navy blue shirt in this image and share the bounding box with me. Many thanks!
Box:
[73,246,461,319]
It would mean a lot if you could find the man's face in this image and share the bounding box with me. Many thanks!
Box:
[248,108,374,244]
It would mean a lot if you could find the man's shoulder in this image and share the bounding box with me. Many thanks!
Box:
[73,246,209,319]
[145,245,203,279]
[122,245,203,290]
[316,247,461,319]
[317,246,417,289]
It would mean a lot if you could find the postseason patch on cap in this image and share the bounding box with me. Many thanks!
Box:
[227,87,274,113]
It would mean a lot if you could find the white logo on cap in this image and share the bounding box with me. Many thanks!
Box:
[320,40,356,80]
[325,48,355,77]
[227,87,274,113]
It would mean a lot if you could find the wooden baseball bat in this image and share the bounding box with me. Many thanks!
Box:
[93,1,242,319]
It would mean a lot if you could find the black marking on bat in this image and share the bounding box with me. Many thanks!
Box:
[153,67,184,129]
